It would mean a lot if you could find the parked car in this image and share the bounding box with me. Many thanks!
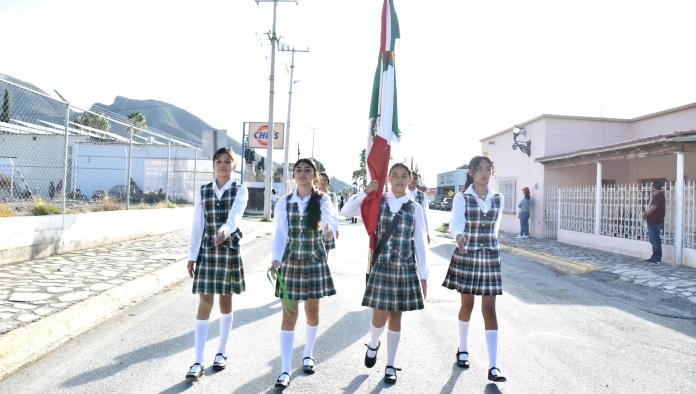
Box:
[429,195,444,210]
[440,197,453,211]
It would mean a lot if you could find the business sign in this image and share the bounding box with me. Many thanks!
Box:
[248,122,285,149]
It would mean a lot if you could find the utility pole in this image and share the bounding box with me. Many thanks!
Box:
[257,0,298,219]
[278,44,309,193]
[307,126,319,159]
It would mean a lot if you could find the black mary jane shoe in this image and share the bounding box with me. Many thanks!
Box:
[275,372,291,389]
[488,367,507,382]
[456,350,470,369]
[303,357,317,374]
[212,353,227,371]
[383,366,401,384]
[185,363,204,382]
[364,341,380,368]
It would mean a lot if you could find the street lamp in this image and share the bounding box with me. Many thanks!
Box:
[512,125,531,157]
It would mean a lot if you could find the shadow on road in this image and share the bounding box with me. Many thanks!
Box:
[61,300,281,388]
[233,308,371,393]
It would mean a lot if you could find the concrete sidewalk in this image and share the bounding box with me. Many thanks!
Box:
[0,218,273,380]
[498,233,696,304]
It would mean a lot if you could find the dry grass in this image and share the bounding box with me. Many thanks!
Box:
[30,198,61,216]
[0,204,15,217]
[100,198,122,211]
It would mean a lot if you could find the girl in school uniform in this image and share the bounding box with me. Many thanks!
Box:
[317,172,339,256]
[270,158,338,389]
[185,147,248,382]
[442,155,506,382]
[340,163,428,385]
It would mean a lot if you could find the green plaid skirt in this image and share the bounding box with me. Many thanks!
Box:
[442,247,502,296]
[193,247,245,295]
[276,253,336,300]
[323,236,336,251]
[362,261,424,312]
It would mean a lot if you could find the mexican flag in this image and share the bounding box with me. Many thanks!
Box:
[361,0,400,250]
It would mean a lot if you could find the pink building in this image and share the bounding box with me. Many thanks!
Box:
[480,102,696,267]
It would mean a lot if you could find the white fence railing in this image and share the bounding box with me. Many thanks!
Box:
[558,185,595,234]
[547,181,695,249]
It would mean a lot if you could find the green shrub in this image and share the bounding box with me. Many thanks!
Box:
[435,223,449,233]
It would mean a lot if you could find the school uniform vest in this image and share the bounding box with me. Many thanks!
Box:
[413,190,425,205]
[282,193,326,262]
[201,182,240,249]
[374,197,416,265]
[462,192,500,251]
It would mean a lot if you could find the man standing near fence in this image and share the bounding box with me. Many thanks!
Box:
[643,180,666,263]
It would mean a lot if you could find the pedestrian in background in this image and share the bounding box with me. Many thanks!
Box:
[643,180,666,263]
[270,158,337,389]
[443,155,506,383]
[185,147,249,381]
[408,171,431,243]
[340,163,428,385]
[317,172,340,257]
[517,186,531,238]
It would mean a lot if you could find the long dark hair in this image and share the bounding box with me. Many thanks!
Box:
[294,158,321,230]
[464,156,494,190]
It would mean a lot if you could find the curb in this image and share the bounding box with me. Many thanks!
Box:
[0,226,270,381]
[500,243,601,274]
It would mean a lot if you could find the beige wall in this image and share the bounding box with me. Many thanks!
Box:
[543,118,630,157]
[629,106,696,139]
[482,119,546,237]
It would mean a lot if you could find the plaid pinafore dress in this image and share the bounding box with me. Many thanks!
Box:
[442,192,502,295]
[278,194,337,300]
[362,197,424,311]
[323,192,337,251]
[192,182,245,295]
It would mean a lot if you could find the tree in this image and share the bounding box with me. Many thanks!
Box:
[1,90,9,123]
[351,149,367,190]
[127,112,146,136]
[73,110,110,132]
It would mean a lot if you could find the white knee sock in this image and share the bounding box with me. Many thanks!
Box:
[194,319,209,364]
[367,323,385,358]
[280,330,295,373]
[386,330,400,367]
[216,312,234,356]
[485,330,498,369]
[303,324,319,360]
[458,320,470,353]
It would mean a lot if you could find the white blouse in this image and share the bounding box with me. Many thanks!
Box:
[271,191,338,262]
[408,187,430,234]
[449,185,504,239]
[340,191,429,280]
[188,181,249,261]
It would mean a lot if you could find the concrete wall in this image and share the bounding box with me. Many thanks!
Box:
[0,207,193,265]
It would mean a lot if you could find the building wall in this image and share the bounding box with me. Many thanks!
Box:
[629,106,696,139]
[0,134,74,197]
[543,118,630,157]
[436,169,468,196]
[482,119,547,237]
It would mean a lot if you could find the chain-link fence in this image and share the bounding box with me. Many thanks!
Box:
[0,77,213,216]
